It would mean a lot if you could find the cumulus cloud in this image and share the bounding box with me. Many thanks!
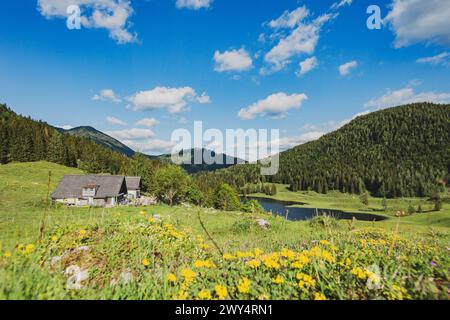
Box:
[416,52,450,66]
[37,0,138,44]
[384,0,450,48]
[92,89,122,103]
[267,6,309,29]
[262,8,336,73]
[338,60,358,76]
[176,0,212,10]
[106,116,127,126]
[136,117,159,127]
[106,128,155,140]
[238,92,308,120]
[364,87,450,109]
[296,56,318,77]
[125,139,176,154]
[213,48,253,72]
[127,86,210,114]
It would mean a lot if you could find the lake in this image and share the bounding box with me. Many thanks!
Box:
[244,197,387,222]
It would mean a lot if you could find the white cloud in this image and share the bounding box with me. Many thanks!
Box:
[125,139,176,154]
[267,6,309,29]
[136,117,160,127]
[56,125,73,130]
[127,86,209,114]
[176,0,212,10]
[106,116,127,126]
[238,92,308,120]
[338,60,358,76]
[276,131,325,151]
[106,128,155,140]
[296,56,318,77]
[213,48,253,72]
[364,87,450,109]
[385,0,450,48]
[331,0,353,10]
[196,92,211,104]
[263,10,335,73]
[91,89,122,103]
[37,0,138,44]
[416,52,450,66]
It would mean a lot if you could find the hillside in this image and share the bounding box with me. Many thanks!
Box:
[62,126,135,157]
[0,104,131,174]
[156,148,246,174]
[200,103,450,198]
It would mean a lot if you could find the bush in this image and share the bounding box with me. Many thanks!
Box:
[186,186,204,206]
[213,184,241,211]
[308,214,339,229]
[241,199,264,214]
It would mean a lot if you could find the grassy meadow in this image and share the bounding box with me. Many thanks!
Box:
[0,162,449,300]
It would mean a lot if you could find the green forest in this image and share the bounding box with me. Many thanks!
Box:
[197,103,450,198]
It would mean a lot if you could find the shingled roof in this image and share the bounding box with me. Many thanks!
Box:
[51,175,127,199]
[125,176,141,190]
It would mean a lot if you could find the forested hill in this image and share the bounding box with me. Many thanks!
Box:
[0,104,132,173]
[62,126,135,157]
[199,103,450,198]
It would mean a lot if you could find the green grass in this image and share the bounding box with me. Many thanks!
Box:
[0,162,449,300]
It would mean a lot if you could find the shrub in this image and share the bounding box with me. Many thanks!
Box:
[213,184,241,211]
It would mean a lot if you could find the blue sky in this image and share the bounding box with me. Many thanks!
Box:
[0,0,449,156]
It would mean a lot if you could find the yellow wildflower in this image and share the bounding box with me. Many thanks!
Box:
[140,210,146,215]
[262,254,281,269]
[215,284,228,300]
[3,251,12,258]
[351,267,367,280]
[24,244,35,254]
[167,273,177,282]
[198,289,212,300]
[223,253,236,260]
[199,243,210,250]
[237,278,251,294]
[79,229,87,236]
[291,261,304,269]
[148,216,156,223]
[178,290,188,300]
[272,275,285,284]
[254,248,264,257]
[297,273,316,288]
[280,248,295,259]
[319,240,331,246]
[181,268,197,284]
[142,258,150,267]
[236,251,254,259]
[51,235,58,242]
[314,292,327,300]
[194,260,216,269]
[246,259,261,269]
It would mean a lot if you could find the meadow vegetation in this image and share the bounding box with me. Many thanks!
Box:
[0,162,449,300]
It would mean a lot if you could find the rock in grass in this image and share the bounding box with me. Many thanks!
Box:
[65,265,89,290]
[256,218,271,230]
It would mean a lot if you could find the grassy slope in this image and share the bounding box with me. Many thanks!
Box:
[0,162,448,250]
[0,162,449,300]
